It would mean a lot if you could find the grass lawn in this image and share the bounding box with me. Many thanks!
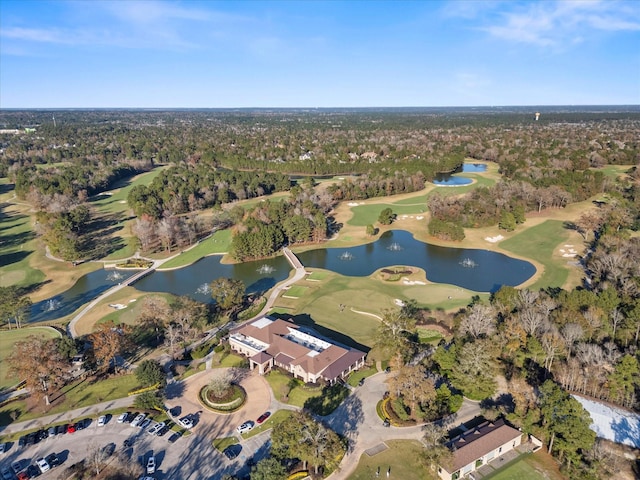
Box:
[282,285,308,298]
[212,436,239,452]
[243,409,294,438]
[307,270,329,281]
[0,201,45,290]
[264,370,324,408]
[0,374,140,426]
[272,270,479,349]
[483,452,565,480]
[348,203,427,227]
[347,365,378,387]
[348,439,432,480]
[499,220,570,290]
[416,328,443,344]
[211,352,248,369]
[159,229,232,270]
[0,327,62,389]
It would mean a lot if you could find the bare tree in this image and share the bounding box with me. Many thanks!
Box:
[459,304,496,339]
[560,323,584,358]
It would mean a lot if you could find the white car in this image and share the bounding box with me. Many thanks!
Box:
[147,421,165,435]
[117,412,128,423]
[97,415,107,426]
[131,413,146,427]
[146,456,156,474]
[179,416,193,429]
[236,420,255,434]
[36,458,51,473]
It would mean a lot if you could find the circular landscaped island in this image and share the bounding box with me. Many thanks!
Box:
[199,375,247,413]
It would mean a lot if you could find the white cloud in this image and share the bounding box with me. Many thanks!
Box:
[484,1,640,47]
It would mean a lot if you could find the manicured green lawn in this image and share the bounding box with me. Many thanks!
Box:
[417,328,443,344]
[0,374,140,426]
[264,370,323,408]
[307,270,328,281]
[483,452,564,480]
[273,270,480,349]
[0,203,45,289]
[211,352,248,368]
[500,220,570,290]
[0,327,62,389]
[348,204,427,227]
[91,167,166,215]
[244,409,294,438]
[348,439,431,480]
[347,365,378,387]
[282,285,308,298]
[159,229,232,269]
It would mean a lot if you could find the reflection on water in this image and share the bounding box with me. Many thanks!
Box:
[433,162,487,186]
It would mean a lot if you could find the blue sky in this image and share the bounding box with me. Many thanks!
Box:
[1,0,639,108]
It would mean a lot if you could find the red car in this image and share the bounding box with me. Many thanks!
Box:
[256,411,271,424]
[66,423,76,433]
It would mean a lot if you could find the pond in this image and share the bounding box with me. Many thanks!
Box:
[29,228,534,323]
[296,230,534,292]
[432,162,486,186]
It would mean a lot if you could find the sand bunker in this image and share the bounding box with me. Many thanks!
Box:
[109,303,127,310]
[402,278,426,285]
[394,299,405,307]
[485,235,504,243]
[347,202,359,206]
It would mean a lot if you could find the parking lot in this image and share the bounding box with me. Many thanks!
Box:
[0,409,271,480]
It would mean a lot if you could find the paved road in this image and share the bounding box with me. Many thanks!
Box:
[323,371,482,479]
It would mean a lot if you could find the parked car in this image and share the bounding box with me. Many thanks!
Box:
[358,377,365,386]
[97,415,107,427]
[146,456,156,474]
[11,460,23,474]
[117,412,129,423]
[179,415,193,429]
[45,453,60,468]
[1,467,13,480]
[37,430,48,441]
[0,442,6,454]
[383,417,391,427]
[26,465,41,477]
[148,422,165,435]
[157,425,169,437]
[47,426,57,437]
[223,444,242,460]
[139,418,152,430]
[236,421,254,434]
[66,424,76,434]
[130,413,146,428]
[26,432,37,445]
[35,458,50,473]
[17,472,28,480]
[55,424,67,435]
[256,411,271,424]
[18,436,27,448]
[168,431,182,443]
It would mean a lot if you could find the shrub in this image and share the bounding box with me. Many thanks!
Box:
[428,217,465,241]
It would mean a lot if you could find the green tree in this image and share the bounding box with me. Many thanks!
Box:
[210,278,245,312]
[7,336,68,405]
[607,354,639,407]
[133,390,165,411]
[498,211,516,231]
[0,286,31,329]
[375,308,417,367]
[250,458,287,480]
[539,380,596,471]
[450,340,497,400]
[378,207,395,225]
[135,360,165,387]
[271,411,345,475]
[366,224,375,236]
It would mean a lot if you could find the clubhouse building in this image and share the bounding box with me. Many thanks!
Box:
[229,316,366,385]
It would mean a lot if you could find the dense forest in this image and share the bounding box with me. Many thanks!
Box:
[1,108,640,478]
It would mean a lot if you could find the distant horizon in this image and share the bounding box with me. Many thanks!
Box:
[2,104,639,111]
[1,1,638,108]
